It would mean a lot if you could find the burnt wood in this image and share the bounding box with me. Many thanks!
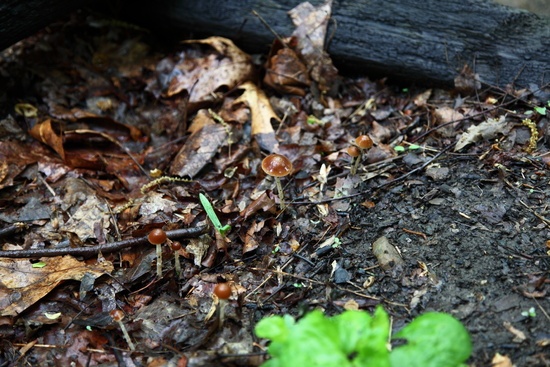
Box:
[1,0,548,88]
[0,0,91,51]
[122,0,550,88]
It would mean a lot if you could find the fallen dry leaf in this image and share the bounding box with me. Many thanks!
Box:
[163,36,254,104]
[0,140,62,190]
[234,82,279,152]
[289,0,339,94]
[491,353,514,367]
[29,119,65,160]
[243,221,265,254]
[169,119,228,178]
[455,116,511,151]
[0,256,113,316]
[264,42,310,96]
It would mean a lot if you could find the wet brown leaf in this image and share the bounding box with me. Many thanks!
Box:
[239,192,277,219]
[169,120,228,178]
[0,256,113,316]
[29,119,65,160]
[163,36,254,104]
[243,221,265,254]
[264,40,310,96]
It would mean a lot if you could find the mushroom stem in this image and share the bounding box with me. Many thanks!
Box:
[156,244,162,278]
[351,154,361,175]
[274,177,286,209]
[174,251,181,276]
[117,320,136,351]
[219,298,227,326]
[110,310,136,351]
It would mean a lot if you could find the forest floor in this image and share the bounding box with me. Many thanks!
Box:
[0,6,548,367]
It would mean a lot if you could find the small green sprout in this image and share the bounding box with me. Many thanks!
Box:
[521,307,536,318]
[32,262,46,268]
[394,144,422,153]
[534,106,546,115]
[199,193,231,236]
[307,115,323,125]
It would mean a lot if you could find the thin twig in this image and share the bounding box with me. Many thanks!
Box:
[0,226,208,258]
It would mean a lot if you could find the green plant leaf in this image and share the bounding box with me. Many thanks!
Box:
[256,310,353,367]
[390,312,472,367]
[199,193,230,235]
[534,106,546,115]
[353,306,391,367]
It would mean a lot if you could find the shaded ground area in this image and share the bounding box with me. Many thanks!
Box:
[0,8,548,367]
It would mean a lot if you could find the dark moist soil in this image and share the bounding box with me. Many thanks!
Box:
[348,156,550,366]
[0,8,549,367]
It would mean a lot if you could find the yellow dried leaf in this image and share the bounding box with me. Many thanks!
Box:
[234,82,279,152]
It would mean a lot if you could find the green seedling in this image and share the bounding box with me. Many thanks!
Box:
[521,307,536,318]
[199,193,231,236]
[394,144,421,153]
[533,106,546,115]
[255,306,472,367]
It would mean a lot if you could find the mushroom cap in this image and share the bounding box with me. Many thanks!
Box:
[110,309,124,321]
[355,135,373,149]
[261,154,293,178]
[148,228,167,245]
[171,241,182,251]
[347,146,361,157]
[214,283,231,300]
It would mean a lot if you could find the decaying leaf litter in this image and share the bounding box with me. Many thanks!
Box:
[0,2,548,366]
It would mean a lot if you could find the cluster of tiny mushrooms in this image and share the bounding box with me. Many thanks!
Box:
[112,135,374,350]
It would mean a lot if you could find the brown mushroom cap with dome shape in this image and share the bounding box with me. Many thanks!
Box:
[347,146,361,157]
[261,154,293,177]
[355,135,373,150]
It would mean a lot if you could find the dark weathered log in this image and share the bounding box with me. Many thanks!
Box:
[122,0,550,88]
[0,0,91,51]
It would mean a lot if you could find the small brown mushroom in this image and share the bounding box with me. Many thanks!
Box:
[170,241,182,276]
[110,309,136,351]
[347,146,361,175]
[355,135,373,150]
[350,135,373,174]
[148,228,167,278]
[261,154,293,210]
[214,283,232,326]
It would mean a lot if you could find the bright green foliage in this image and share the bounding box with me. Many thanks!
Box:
[255,306,471,367]
[534,106,546,115]
[199,193,231,235]
[390,312,472,367]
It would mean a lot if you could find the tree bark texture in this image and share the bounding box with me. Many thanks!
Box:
[122,0,550,88]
